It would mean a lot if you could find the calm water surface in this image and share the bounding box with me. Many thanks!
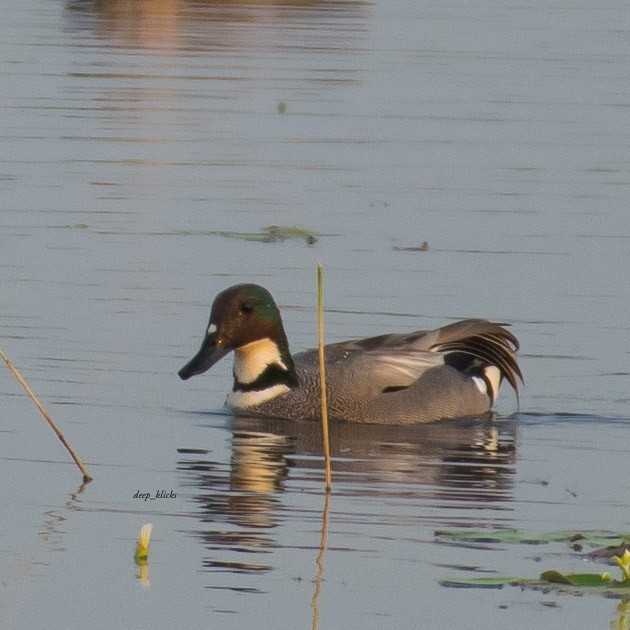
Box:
[1,0,629,628]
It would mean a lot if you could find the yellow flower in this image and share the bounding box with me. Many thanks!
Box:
[612,548,630,582]
[134,523,153,563]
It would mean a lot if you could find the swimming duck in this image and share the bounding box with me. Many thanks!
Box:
[178,284,522,424]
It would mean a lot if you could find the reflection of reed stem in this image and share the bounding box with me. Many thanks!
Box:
[317,264,332,492]
[310,490,331,630]
[0,347,93,483]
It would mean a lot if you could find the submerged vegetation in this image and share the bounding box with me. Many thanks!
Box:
[173,225,319,245]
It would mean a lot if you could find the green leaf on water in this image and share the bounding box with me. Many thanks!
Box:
[540,570,630,588]
[435,529,630,548]
[536,570,630,596]
[439,529,630,598]
[442,571,630,596]
[539,570,573,585]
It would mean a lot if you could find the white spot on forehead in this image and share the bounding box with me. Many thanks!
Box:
[208,323,218,335]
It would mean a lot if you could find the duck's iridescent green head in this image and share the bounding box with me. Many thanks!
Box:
[178,284,295,382]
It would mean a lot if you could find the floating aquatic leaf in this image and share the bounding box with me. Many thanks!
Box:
[439,529,630,599]
[435,529,630,548]
[152,225,319,244]
[537,570,630,594]
[539,571,618,586]
[210,225,318,244]
[441,571,630,597]
[392,241,429,252]
[440,576,528,589]
[539,570,573,585]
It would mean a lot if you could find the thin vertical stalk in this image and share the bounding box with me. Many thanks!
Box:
[310,490,331,629]
[316,263,332,492]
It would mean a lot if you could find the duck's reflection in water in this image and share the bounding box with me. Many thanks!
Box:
[178,416,517,579]
[65,0,369,52]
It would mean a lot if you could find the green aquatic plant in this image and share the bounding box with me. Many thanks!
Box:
[435,528,630,548]
[439,530,630,597]
[441,571,630,595]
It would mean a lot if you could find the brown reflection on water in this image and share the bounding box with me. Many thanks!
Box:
[230,430,291,494]
[178,417,516,575]
[230,416,517,502]
[70,0,184,50]
[66,0,370,51]
[178,431,292,576]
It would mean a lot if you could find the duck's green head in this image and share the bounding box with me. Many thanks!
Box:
[178,284,295,382]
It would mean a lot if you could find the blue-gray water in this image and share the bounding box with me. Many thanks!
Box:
[1,0,629,628]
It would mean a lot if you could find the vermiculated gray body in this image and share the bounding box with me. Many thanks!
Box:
[235,328,504,424]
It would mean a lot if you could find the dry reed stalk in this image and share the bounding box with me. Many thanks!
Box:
[316,263,332,492]
[0,347,93,482]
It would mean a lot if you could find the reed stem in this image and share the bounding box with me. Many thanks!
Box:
[316,263,332,492]
[0,347,93,483]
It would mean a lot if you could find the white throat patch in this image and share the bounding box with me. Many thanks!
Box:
[232,337,288,385]
[227,384,290,409]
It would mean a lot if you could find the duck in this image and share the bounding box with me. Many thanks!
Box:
[178,284,523,424]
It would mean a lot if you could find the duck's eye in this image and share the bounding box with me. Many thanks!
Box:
[240,302,254,314]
